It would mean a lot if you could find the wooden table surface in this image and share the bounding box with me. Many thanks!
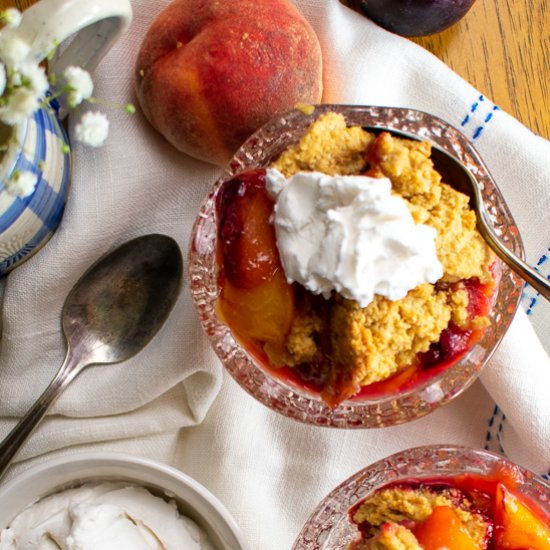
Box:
[2,0,549,139]
[411,0,549,140]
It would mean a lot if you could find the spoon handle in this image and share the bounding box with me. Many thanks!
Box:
[477,211,550,300]
[0,350,84,479]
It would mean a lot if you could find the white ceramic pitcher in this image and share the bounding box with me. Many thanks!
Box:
[0,0,132,275]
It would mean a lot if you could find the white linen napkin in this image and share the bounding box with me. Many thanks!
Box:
[0,1,549,548]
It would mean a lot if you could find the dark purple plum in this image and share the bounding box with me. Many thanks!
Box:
[351,0,476,37]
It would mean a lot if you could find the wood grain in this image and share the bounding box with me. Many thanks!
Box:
[2,0,549,138]
[0,0,32,10]
[412,0,550,139]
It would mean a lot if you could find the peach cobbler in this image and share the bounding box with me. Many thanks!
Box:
[348,467,550,549]
[216,112,496,407]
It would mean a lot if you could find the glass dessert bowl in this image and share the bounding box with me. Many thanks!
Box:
[291,445,550,549]
[189,104,524,428]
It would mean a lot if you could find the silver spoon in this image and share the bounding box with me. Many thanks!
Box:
[366,126,550,301]
[0,234,183,478]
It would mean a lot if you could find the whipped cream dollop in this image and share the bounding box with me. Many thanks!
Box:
[0,482,213,550]
[266,169,443,307]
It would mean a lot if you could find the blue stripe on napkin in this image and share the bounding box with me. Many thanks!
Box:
[485,399,550,479]
[485,405,506,454]
[460,95,500,141]
[522,246,550,315]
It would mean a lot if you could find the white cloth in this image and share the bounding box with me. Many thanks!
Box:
[1,1,549,548]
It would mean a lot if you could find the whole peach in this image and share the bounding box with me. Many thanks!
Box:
[135,0,323,165]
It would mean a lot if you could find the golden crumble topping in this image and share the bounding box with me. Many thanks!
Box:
[330,284,451,386]
[369,130,442,211]
[272,112,373,177]
[352,522,422,550]
[428,183,493,284]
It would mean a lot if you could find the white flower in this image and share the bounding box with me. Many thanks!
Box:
[74,111,109,147]
[4,170,37,197]
[0,63,6,96]
[0,35,30,67]
[19,62,48,97]
[0,31,130,151]
[0,87,40,125]
[64,65,93,107]
[1,8,22,28]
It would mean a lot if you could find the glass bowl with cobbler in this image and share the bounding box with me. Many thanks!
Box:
[188,104,524,428]
[291,445,550,549]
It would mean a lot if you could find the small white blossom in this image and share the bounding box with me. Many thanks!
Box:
[0,63,6,96]
[19,62,48,97]
[64,65,93,107]
[74,111,109,147]
[5,170,37,197]
[0,35,30,67]
[0,87,40,125]
[1,8,22,28]
[0,32,129,151]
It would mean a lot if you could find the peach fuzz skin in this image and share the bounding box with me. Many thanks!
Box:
[135,0,323,165]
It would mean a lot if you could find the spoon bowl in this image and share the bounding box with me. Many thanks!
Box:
[62,234,183,365]
[0,234,183,478]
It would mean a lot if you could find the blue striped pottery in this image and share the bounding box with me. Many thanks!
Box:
[0,0,133,276]
[0,105,71,276]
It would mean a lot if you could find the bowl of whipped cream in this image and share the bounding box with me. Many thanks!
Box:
[0,452,248,549]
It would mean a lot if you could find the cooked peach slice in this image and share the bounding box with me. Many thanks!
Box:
[414,505,481,550]
[218,268,294,344]
[218,170,280,289]
[493,483,550,549]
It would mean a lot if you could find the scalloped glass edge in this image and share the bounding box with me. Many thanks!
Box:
[291,444,550,549]
[189,104,524,429]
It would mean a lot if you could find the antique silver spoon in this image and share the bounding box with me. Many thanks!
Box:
[0,234,183,478]
[366,126,550,301]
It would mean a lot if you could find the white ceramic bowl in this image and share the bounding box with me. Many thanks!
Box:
[0,452,249,550]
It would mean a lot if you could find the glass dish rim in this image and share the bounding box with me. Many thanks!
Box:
[291,444,550,550]
[188,103,525,429]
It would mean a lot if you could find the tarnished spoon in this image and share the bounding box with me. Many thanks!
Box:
[366,126,550,301]
[0,234,183,478]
